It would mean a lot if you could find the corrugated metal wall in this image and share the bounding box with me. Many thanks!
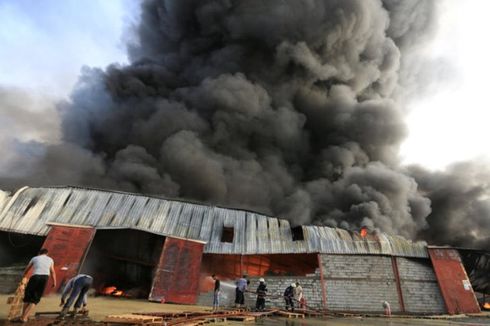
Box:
[0,186,428,257]
[40,225,96,294]
[149,237,204,304]
[428,247,481,314]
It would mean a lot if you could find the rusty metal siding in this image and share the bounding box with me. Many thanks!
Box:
[428,248,480,314]
[0,186,428,257]
[41,225,96,294]
[149,237,204,304]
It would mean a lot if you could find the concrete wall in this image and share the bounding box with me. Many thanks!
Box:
[197,254,448,314]
[396,257,446,314]
[197,274,324,309]
[245,275,323,309]
[320,255,400,313]
[0,266,24,294]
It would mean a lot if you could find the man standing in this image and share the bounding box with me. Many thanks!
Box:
[59,274,93,317]
[211,274,220,311]
[20,248,57,322]
[284,283,296,311]
[295,282,305,310]
[234,275,247,308]
[255,278,267,311]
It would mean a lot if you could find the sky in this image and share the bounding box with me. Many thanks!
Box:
[0,0,489,171]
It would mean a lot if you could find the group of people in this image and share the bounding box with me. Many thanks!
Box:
[16,248,93,323]
[211,274,306,312]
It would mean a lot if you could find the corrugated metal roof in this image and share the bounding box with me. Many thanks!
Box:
[0,186,428,257]
[0,190,9,215]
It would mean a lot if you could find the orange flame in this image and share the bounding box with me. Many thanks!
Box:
[484,302,490,310]
[360,227,368,238]
[101,286,117,295]
[100,286,125,297]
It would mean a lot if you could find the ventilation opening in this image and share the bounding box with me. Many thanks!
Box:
[221,227,234,243]
[291,226,304,241]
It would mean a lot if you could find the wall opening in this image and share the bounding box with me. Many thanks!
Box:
[0,231,44,267]
[221,227,234,243]
[0,231,45,293]
[80,229,164,299]
[291,226,304,241]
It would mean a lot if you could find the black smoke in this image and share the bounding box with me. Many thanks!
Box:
[410,162,490,249]
[1,0,488,248]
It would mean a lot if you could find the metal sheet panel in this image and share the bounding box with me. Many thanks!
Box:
[149,237,204,304]
[187,205,205,240]
[0,186,429,258]
[41,225,95,294]
[0,190,9,213]
[246,213,257,253]
[268,219,281,253]
[256,215,271,254]
[428,248,480,314]
[233,211,246,255]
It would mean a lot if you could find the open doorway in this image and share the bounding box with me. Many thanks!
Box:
[80,229,164,299]
[0,231,45,293]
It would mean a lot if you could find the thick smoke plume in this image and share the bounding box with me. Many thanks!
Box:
[1,0,488,248]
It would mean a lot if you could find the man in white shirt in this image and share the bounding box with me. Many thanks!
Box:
[59,274,93,317]
[295,282,305,310]
[21,248,57,322]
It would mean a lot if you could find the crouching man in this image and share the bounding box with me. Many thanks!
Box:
[59,274,93,317]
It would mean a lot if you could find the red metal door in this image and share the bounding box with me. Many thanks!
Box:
[428,248,480,314]
[149,237,204,304]
[41,225,95,294]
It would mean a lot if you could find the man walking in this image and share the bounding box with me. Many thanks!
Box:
[20,248,57,322]
[59,274,93,317]
[211,274,220,311]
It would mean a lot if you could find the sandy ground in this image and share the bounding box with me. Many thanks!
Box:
[0,294,209,321]
[1,294,489,325]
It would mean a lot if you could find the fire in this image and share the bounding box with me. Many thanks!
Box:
[100,286,125,297]
[484,302,490,310]
[360,227,368,238]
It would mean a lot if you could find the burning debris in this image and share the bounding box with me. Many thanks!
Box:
[100,286,125,297]
[0,0,488,250]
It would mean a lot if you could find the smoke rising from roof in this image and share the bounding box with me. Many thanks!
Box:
[1,0,488,248]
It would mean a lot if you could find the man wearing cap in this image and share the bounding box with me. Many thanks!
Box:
[255,278,267,311]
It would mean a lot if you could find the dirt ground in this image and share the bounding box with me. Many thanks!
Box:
[1,294,489,325]
[0,294,209,321]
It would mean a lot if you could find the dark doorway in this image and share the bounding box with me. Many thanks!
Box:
[80,229,164,298]
[0,231,44,267]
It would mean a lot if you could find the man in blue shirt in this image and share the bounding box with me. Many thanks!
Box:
[234,275,248,308]
[59,274,93,317]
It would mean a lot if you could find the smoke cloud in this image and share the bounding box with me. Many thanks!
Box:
[1,0,488,248]
[410,162,490,248]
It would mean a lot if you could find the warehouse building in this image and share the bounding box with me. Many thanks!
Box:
[0,186,482,314]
